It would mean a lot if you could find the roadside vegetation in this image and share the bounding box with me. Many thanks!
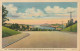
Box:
[61,23,77,32]
[2,5,21,38]
[61,18,77,32]
[2,26,20,38]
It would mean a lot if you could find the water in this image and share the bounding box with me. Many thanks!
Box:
[34,25,55,30]
[38,26,55,29]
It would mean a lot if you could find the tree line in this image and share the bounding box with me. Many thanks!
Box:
[8,24,55,31]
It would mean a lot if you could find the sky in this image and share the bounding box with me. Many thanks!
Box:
[3,2,77,25]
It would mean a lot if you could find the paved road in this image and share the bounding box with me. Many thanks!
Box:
[2,32,30,48]
[6,31,77,48]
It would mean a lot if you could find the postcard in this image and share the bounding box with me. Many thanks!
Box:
[0,0,80,51]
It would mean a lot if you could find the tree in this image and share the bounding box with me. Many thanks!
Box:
[70,19,73,25]
[10,23,20,31]
[15,23,20,30]
[2,5,9,26]
[75,20,77,24]
[68,20,70,27]
[66,23,68,27]
[66,19,74,27]
[27,25,29,30]
[22,25,26,31]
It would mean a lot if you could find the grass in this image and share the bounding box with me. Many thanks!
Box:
[61,23,77,32]
[2,26,21,38]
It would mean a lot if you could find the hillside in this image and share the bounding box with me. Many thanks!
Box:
[2,26,21,38]
[61,23,77,32]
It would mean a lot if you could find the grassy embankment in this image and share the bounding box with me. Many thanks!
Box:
[61,23,77,32]
[2,26,21,38]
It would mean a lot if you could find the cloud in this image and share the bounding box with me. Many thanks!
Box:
[44,6,77,17]
[45,6,64,13]
[25,7,45,17]
[4,4,17,16]
[44,6,77,14]
[4,4,77,19]
[64,7,77,13]
[4,4,45,18]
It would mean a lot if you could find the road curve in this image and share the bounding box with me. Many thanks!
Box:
[6,31,77,48]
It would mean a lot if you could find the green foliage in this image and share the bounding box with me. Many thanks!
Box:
[10,23,20,31]
[66,19,74,27]
[21,25,26,31]
[75,20,77,23]
[61,23,77,32]
[2,26,20,38]
[27,25,29,29]
[2,5,9,26]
